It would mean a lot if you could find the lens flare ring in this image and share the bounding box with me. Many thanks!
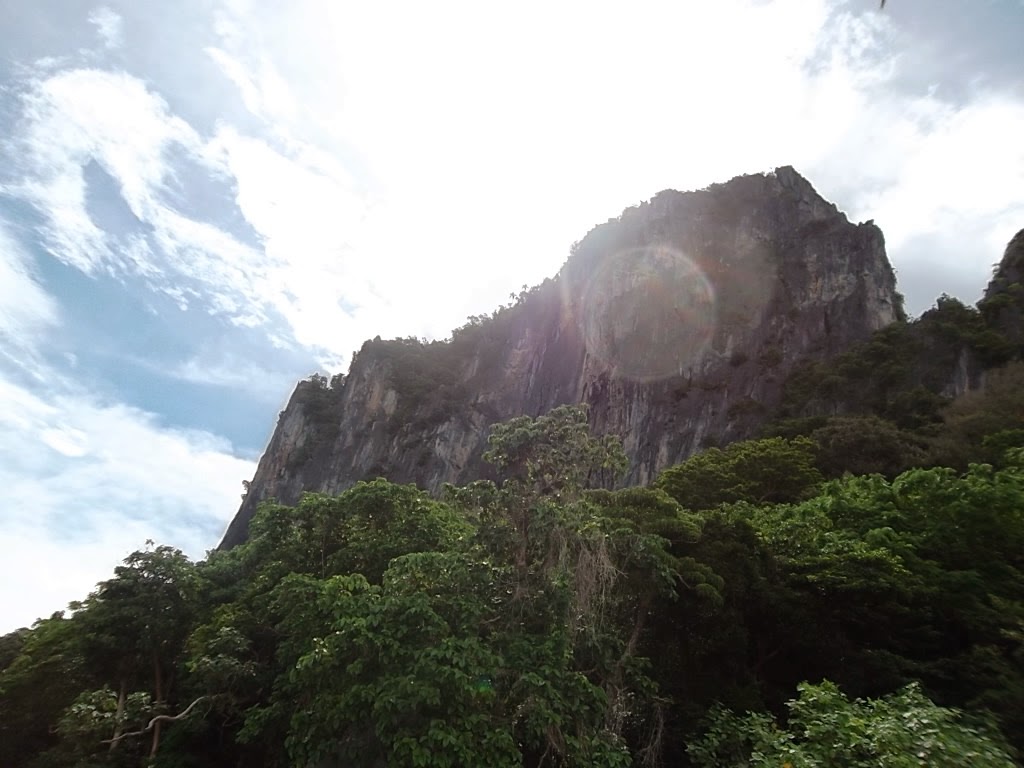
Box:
[566,244,718,382]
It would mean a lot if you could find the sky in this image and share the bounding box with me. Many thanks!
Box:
[1,0,1023,633]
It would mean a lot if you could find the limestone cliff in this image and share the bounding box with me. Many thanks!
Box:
[220,167,901,548]
[980,228,1024,355]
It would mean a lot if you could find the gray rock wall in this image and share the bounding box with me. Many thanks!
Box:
[220,167,901,548]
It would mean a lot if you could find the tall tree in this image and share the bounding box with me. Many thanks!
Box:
[75,545,200,759]
[657,437,823,510]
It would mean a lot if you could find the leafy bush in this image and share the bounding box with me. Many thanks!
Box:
[689,681,1017,768]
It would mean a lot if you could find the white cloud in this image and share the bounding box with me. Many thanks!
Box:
[0,219,59,377]
[7,68,282,325]
[88,7,124,51]
[8,64,378,361]
[39,425,90,457]
[0,221,57,338]
[800,82,1024,311]
[28,69,199,220]
[9,68,201,274]
[147,207,270,324]
[202,126,373,349]
[204,47,298,126]
[0,184,256,637]
[0,376,255,633]
[205,47,264,117]
[168,351,297,401]
[846,94,1024,247]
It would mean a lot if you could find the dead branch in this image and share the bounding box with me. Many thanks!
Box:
[101,696,207,745]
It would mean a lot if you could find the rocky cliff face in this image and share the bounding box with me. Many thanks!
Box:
[981,228,1024,355]
[220,167,901,548]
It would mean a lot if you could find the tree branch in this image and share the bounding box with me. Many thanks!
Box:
[101,696,207,745]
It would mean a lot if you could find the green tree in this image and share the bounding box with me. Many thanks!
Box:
[657,437,823,510]
[730,460,1024,746]
[73,545,201,760]
[229,407,676,767]
[808,415,927,477]
[0,627,29,673]
[688,680,1016,767]
[261,565,523,767]
[482,404,628,504]
[934,362,1024,466]
[0,614,92,767]
[241,479,470,583]
[180,482,473,768]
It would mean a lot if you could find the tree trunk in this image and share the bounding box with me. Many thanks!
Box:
[109,677,127,750]
[150,653,163,758]
[605,594,653,734]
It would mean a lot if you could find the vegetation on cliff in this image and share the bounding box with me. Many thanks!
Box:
[767,230,1024,474]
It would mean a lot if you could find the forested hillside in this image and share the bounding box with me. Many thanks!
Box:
[2,394,1023,766]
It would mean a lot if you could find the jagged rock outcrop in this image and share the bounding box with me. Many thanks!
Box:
[980,228,1024,355]
[220,167,901,548]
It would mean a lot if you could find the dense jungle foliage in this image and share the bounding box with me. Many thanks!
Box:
[2,397,1023,767]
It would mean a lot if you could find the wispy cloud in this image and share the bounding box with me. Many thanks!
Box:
[0,219,59,376]
[5,67,279,324]
[5,63,375,361]
[0,196,254,634]
[88,7,124,51]
[8,68,199,273]
[168,351,298,401]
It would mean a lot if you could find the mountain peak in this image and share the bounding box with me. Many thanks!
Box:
[221,168,900,548]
